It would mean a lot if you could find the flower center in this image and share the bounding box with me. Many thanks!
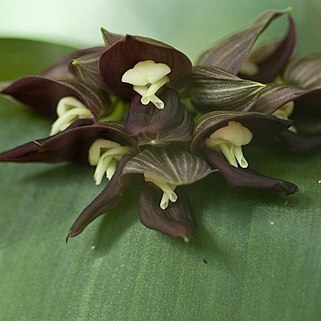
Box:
[205,121,253,168]
[272,101,297,133]
[88,139,131,185]
[121,60,171,109]
[50,96,93,135]
[144,174,178,210]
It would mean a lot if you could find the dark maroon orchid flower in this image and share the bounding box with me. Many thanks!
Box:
[191,111,298,197]
[99,35,192,108]
[1,76,112,135]
[69,148,212,240]
[252,84,321,153]
[196,9,296,84]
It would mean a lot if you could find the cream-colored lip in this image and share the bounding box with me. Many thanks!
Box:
[205,121,253,168]
[121,60,171,109]
[50,96,92,135]
[88,138,131,185]
[144,173,177,210]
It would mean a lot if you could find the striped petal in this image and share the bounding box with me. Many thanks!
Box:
[190,66,265,112]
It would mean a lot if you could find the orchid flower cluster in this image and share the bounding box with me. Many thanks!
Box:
[1,8,319,242]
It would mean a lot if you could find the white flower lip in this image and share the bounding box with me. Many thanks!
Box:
[205,121,253,168]
[121,60,171,109]
[88,138,131,185]
[144,173,178,210]
[50,96,93,136]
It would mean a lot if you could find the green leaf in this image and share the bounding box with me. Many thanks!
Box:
[1,38,321,321]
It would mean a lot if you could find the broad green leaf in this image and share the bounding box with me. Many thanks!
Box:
[1,38,321,321]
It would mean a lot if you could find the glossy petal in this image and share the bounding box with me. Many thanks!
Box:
[283,56,321,89]
[0,123,138,165]
[1,76,109,120]
[120,148,212,187]
[139,183,195,239]
[124,88,192,144]
[197,9,292,75]
[203,147,298,196]
[99,35,192,99]
[67,155,131,238]
[190,66,265,113]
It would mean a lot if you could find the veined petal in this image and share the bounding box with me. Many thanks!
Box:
[190,66,265,113]
[120,148,212,187]
[284,56,321,89]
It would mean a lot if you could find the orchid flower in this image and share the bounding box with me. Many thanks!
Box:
[191,111,298,197]
[196,9,296,84]
[67,148,212,241]
[252,84,321,152]
[99,35,192,109]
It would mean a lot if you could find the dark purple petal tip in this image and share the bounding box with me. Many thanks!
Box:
[139,183,195,239]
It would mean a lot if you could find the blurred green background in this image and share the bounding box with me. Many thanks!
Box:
[0,0,321,59]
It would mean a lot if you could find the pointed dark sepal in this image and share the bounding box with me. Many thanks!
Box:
[120,148,212,187]
[41,46,106,80]
[99,35,192,99]
[139,183,195,239]
[190,66,265,113]
[240,16,296,83]
[196,9,292,75]
[1,76,109,120]
[100,27,124,47]
[203,147,298,196]
[69,48,112,92]
[283,55,321,89]
[124,88,192,144]
[67,155,131,238]
[191,111,292,154]
[0,123,138,165]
